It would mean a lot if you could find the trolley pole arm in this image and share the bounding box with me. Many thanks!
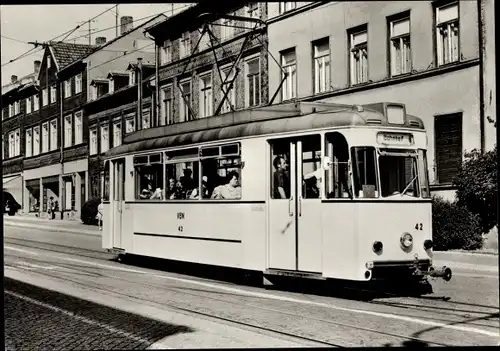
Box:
[269,71,288,106]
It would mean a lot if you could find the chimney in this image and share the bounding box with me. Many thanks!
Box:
[95,37,107,46]
[120,16,134,35]
[11,75,18,83]
[34,60,41,74]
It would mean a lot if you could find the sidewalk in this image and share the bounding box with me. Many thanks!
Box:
[4,214,100,236]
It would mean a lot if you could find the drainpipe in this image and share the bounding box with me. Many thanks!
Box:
[136,57,143,130]
[477,0,485,154]
[57,71,65,219]
[155,43,160,127]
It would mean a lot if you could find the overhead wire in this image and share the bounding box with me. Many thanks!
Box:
[63,3,194,43]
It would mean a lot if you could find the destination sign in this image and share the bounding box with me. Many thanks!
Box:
[376,132,413,146]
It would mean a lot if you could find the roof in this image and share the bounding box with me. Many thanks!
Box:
[90,78,109,85]
[49,41,96,70]
[106,102,425,158]
[107,72,129,79]
[127,62,155,71]
[58,14,167,73]
[144,0,249,42]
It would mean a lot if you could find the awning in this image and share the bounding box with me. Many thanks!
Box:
[3,175,21,187]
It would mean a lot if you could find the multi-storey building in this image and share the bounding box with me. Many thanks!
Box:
[143,1,269,128]
[2,65,40,208]
[267,1,496,201]
[61,14,165,200]
[20,42,95,218]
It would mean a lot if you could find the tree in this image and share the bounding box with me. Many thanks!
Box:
[453,145,497,234]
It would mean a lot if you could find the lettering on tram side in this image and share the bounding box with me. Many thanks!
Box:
[177,212,185,232]
[415,223,423,230]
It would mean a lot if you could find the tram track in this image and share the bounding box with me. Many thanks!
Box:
[4,238,498,346]
[5,245,495,347]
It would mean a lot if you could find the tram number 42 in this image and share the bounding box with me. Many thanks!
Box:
[415,223,423,231]
[178,226,183,232]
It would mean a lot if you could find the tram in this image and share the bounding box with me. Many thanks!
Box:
[102,101,452,285]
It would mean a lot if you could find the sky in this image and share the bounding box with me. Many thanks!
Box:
[1,3,193,86]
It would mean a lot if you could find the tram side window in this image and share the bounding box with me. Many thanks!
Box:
[271,142,290,199]
[201,144,242,200]
[351,147,378,198]
[165,161,200,200]
[301,135,322,199]
[102,162,110,201]
[325,132,352,199]
[379,151,420,198]
[134,154,164,200]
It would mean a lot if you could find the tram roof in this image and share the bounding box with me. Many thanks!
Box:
[105,101,425,158]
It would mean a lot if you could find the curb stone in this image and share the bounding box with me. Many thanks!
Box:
[4,221,101,237]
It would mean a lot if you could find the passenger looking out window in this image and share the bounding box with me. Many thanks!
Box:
[211,171,241,199]
[134,154,164,200]
[273,155,290,199]
[301,135,322,199]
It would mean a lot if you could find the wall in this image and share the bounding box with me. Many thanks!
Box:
[267,1,480,100]
[482,0,496,150]
[85,16,165,96]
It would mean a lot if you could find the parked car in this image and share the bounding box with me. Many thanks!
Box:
[3,191,21,216]
[81,197,101,225]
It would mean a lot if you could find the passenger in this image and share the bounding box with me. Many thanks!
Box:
[211,171,241,199]
[174,181,185,199]
[180,168,195,192]
[304,167,323,198]
[273,155,290,199]
[150,187,164,200]
[165,178,176,199]
[189,176,208,199]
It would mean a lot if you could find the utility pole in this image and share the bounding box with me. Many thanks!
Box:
[115,4,119,38]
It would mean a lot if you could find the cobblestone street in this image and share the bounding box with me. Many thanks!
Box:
[4,278,193,350]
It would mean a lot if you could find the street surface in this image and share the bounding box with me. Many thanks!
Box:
[4,222,500,348]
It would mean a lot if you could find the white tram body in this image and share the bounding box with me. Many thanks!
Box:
[102,102,452,283]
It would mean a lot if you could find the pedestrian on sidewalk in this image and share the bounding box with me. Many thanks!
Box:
[97,198,104,231]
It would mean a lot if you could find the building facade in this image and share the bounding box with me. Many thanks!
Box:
[144,1,270,129]
[2,66,40,209]
[267,0,496,201]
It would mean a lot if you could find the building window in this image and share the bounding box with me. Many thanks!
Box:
[89,127,98,155]
[221,14,234,41]
[180,80,192,122]
[129,70,136,86]
[9,104,14,117]
[50,119,57,151]
[125,116,135,133]
[101,124,109,153]
[26,97,32,114]
[180,32,191,58]
[113,120,122,148]
[15,129,20,157]
[42,122,49,153]
[313,38,330,94]
[75,73,82,94]
[246,3,259,27]
[93,82,109,99]
[64,115,72,148]
[109,79,115,94]
[8,131,17,158]
[436,2,459,66]
[279,2,296,14]
[14,101,20,115]
[64,80,71,98]
[25,128,33,157]
[51,85,57,103]
[161,85,173,125]
[42,88,48,106]
[350,28,368,85]
[162,40,172,64]
[246,57,261,107]
[74,111,83,145]
[199,73,213,118]
[221,66,236,114]
[390,16,411,76]
[34,94,39,111]
[142,109,151,129]
[435,113,462,184]
[33,126,40,156]
[281,48,297,101]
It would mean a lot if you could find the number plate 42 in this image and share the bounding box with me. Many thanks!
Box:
[415,223,423,231]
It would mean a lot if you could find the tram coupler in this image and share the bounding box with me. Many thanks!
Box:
[414,265,452,282]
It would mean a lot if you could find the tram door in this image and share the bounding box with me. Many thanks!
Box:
[268,135,323,273]
[111,158,125,249]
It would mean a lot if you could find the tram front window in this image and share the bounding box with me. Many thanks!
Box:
[351,147,378,198]
[379,150,420,198]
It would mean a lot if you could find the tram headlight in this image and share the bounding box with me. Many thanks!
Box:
[372,241,383,253]
[424,239,433,250]
[400,232,413,249]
